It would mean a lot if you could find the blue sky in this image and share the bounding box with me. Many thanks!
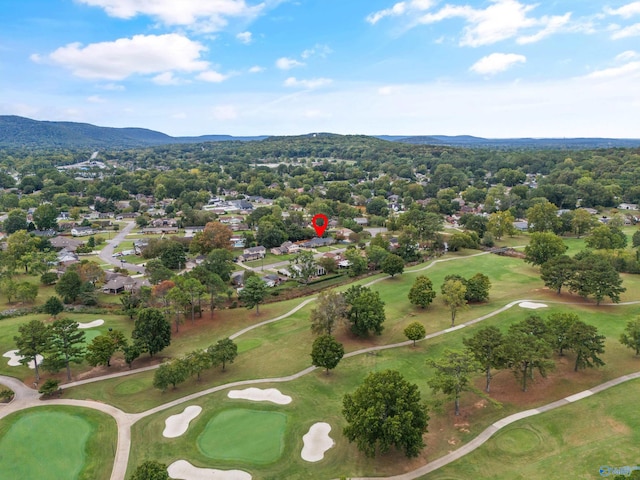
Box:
[2,0,640,137]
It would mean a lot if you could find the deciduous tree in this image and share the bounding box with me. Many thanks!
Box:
[570,252,625,305]
[441,279,468,327]
[310,290,347,336]
[310,335,345,373]
[404,321,426,346]
[208,337,238,371]
[342,370,429,458]
[343,285,386,336]
[540,255,577,295]
[524,232,567,267]
[132,308,172,357]
[381,253,404,277]
[408,276,436,309]
[238,275,267,315]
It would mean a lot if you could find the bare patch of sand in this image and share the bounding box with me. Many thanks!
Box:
[163,406,202,438]
[519,302,548,310]
[3,350,43,369]
[77,319,105,329]
[227,387,292,405]
[168,460,251,480]
[301,422,334,462]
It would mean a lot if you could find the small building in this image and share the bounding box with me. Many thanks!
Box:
[71,226,94,237]
[241,246,266,261]
[271,241,300,256]
[618,203,639,211]
[50,236,84,251]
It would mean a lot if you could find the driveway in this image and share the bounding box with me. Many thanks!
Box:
[98,222,146,274]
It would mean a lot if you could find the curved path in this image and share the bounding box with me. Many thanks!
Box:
[1,249,638,480]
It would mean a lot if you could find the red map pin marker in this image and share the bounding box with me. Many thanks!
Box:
[312,214,328,237]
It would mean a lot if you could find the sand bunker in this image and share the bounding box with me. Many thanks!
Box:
[168,460,251,480]
[3,350,43,369]
[301,422,334,462]
[227,387,292,405]
[77,319,105,329]
[163,406,202,438]
[518,302,548,309]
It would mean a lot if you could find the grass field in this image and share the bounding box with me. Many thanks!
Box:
[426,378,640,480]
[197,409,288,464]
[0,406,117,480]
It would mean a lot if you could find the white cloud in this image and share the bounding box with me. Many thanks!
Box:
[153,72,182,85]
[77,0,265,32]
[616,50,639,61]
[87,95,106,103]
[237,31,252,44]
[284,77,332,89]
[470,53,526,75]
[414,0,572,47]
[248,65,264,73]
[605,2,640,18]
[517,13,571,44]
[611,22,640,39]
[197,70,228,83]
[301,44,332,59]
[211,105,238,120]
[586,61,640,79]
[101,83,125,91]
[366,0,434,25]
[276,57,304,70]
[378,86,394,95]
[47,34,209,80]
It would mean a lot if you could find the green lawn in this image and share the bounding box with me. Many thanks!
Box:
[0,406,117,480]
[197,409,287,464]
[426,379,640,480]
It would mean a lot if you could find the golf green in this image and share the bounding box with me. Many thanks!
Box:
[197,409,288,464]
[0,410,93,479]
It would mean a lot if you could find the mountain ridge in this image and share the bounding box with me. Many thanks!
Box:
[2,115,640,150]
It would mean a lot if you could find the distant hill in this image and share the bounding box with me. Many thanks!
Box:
[0,116,266,148]
[1,115,640,150]
[388,135,640,149]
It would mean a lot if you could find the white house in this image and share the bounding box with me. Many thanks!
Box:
[71,226,94,237]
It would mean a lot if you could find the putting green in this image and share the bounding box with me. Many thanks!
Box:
[494,426,543,455]
[0,409,93,479]
[197,409,287,464]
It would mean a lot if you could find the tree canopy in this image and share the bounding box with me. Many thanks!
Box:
[342,369,429,458]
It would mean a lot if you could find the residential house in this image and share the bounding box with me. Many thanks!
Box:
[241,246,266,261]
[618,203,639,211]
[50,236,84,251]
[71,226,94,237]
[57,248,79,267]
[270,241,300,256]
[184,226,205,237]
[353,217,369,226]
[301,237,335,249]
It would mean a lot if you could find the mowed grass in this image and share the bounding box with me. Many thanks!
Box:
[0,406,117,480]
[127,301,640,479]
[197,409,287,464]
[425,378,640,480]
[64,250,640,412]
